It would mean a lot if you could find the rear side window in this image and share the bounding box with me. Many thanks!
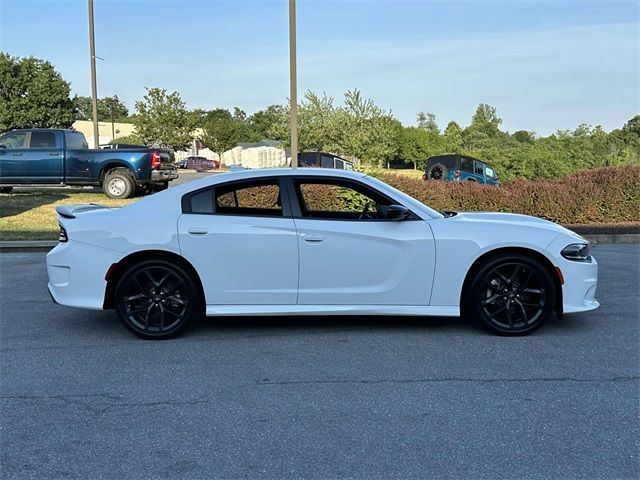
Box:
[190,189,214,214]
[474,162,484,175]
[460,157,474,172]
[29,131,57,149]
[65,132,88,150]
[321,155,334,168]
[215,180,282,217]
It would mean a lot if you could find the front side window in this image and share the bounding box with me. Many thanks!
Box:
[215,180,282,217]
[485,166,495,178]
[335,159,345,169]
[0,131,27,149]
[295,179,395,220]
[29,131,57,149]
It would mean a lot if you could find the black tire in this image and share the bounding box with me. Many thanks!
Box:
[466,253,555,335]
[136,184,153,196]
[428,163,448,181]
[103,168,135,199]
[115,259,202,339]
[0,187,13,194]
[153,182,169,193]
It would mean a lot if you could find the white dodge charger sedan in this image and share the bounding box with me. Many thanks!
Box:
[47,168,598,339]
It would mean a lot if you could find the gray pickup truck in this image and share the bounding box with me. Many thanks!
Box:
[0,128,178,198]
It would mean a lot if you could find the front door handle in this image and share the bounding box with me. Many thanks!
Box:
[12,152,22,156]
[302,234,324,243]
[188,227,208,235]
[49,152,60,156]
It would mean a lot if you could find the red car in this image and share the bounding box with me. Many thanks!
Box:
[185,156,220,172]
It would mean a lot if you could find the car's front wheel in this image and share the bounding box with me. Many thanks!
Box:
[115,259,201,339]
[467,253,556,335]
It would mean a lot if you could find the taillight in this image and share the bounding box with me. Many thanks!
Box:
[58,224,68,243]
[151,151,161,169]
[453,170,461,178]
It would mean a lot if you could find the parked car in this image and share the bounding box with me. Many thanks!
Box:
[0,129,177,198]
[423,154,499,185]
[47,168,598,339]
[298,151,355,170]
[176,159,189,169]
[185,156,220,172]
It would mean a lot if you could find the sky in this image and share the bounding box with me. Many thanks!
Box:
[0,0,638,135]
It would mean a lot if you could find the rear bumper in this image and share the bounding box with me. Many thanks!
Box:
[150,169,178,182]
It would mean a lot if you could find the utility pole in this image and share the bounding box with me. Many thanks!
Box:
[88,0,99,148]
[288,0,297,169]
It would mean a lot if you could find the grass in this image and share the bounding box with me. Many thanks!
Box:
[0,189,138,241]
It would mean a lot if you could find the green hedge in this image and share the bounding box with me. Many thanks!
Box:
[380,166,640,224]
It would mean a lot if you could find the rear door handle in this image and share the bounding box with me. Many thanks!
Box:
[302,234,324,243]
[12,153,22,156]
[49,152,60,156]
[188,227,208,235]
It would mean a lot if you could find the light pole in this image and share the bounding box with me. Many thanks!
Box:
[88,0,99,148]
[289,0,297,169]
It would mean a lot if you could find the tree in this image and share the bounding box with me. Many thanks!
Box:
[201,117,241,159]
[417,111,439,133]
[133,88,195,150]
[249,105,287,140]
[74,95,129,122]
[469,103,502,135]
[0,53,75,131]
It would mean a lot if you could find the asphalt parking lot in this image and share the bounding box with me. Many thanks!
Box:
[1,244,638,479]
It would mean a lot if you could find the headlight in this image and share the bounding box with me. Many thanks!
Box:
[561,243,590,262]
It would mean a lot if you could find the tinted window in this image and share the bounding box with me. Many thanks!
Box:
[474,162,484,175]
[335,159,345,169]
[321,155,334,168]
[429,157,456,169]
[460,157,474,172]
[65,131,88,149]
[0,131,26,149]
[295,179,393,220]
[215,180,282,217]
[29,131,57,148]
[190,189,214,214]
[298,153,318,167]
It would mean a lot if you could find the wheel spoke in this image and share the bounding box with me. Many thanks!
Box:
[515,300,529,325]
[164,280,185,297]
[144,304,154,331]
[482,293,502,306]
[125,293,147,302]
[167,295,186,306]
[144,269,158,287]
[509,265,520,284]
[157,272,172,288]
[505,301,514,327]
[522,288,545,295]
[487,304,507,319]
[159,306,165,330]
[495,269,509,284]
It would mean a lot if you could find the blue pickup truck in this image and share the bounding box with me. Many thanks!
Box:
[0,128,177,198]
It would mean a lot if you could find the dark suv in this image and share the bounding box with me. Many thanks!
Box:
[298,151,355,170]
[423,154,499,186]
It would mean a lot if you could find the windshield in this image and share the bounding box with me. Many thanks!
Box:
[364,175,443,219]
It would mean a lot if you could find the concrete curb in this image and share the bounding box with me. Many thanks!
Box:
[1,234,638,253]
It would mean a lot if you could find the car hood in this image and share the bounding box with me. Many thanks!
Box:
[452,212,586,241]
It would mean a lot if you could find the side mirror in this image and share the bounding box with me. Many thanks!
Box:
[387,204,410,221]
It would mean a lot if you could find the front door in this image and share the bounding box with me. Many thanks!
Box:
[23,131,64,184]
[289,177,436,305]
[0,131,28,183]
[177,178,298,305]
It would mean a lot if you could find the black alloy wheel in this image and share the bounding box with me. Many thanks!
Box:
[428,163,447,180]
[115,259,201,339]
[468,253,555,335]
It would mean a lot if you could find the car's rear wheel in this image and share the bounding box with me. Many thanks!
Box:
[428,163,447,180]
[467,253,555,335]
[115,259,201,339]
[104,168,135,199]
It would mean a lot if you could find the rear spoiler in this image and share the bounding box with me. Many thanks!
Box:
[55,204,111,219]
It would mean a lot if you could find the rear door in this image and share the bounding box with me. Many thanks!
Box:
[23,131,64,184]
[289,177,436,305]
[178,177,299,305]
